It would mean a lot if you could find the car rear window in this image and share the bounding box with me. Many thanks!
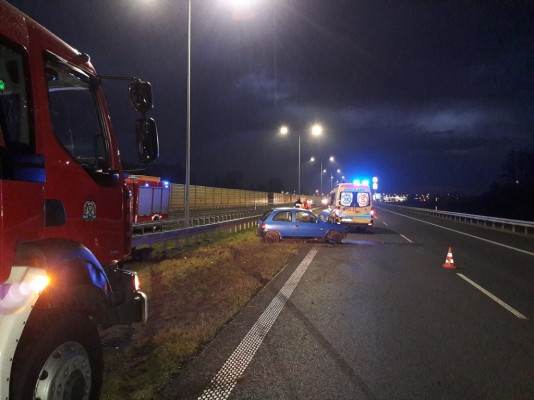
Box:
[260,210,272,221]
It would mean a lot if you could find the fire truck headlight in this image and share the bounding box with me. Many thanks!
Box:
[28,275,51,293]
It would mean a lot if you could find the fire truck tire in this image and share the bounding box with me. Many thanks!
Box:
[10,309,102,400]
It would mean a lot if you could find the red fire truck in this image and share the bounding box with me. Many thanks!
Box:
[0,2,159,399]
[125,175,171,224]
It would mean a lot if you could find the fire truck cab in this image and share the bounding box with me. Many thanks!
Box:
[0,1,159,399]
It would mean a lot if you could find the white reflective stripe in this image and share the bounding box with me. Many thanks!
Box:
[197,248,318,400]
[382,208,534,258]
[456,273,528,320]
[0,267,48,400]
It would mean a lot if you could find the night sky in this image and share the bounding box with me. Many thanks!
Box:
[9,0,534,194]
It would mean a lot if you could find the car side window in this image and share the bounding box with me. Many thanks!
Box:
[295,211,316,223]
[273,211,292,222]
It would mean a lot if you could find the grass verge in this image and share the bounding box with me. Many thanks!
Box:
[100,229,305,399]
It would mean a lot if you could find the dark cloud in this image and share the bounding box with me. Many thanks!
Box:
[8,0,534,194]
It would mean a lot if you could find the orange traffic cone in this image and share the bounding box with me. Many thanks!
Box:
[442,246,456,269]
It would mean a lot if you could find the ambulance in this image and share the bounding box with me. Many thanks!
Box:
[328,181,375,228]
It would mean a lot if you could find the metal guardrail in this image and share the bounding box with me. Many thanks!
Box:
[132,214,261,247]
[385,204,534,236]
[133,207,270,235]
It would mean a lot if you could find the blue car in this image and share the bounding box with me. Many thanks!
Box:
[258,207,347,243]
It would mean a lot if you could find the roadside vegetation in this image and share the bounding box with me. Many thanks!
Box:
[100,229,305,400]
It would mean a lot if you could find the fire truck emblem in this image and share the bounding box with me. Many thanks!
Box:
[82,201,97,221]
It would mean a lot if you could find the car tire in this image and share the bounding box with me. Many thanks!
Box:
[264,231,281,243]
[325,230,343,244]
[10,309,103,400]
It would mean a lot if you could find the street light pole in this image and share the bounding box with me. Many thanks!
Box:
[298,134,301,195]
[320,162,323,194]
[184,0,192,226]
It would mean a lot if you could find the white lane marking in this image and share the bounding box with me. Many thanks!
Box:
[197,248,319,400]
[456,273,528,320]
[399,234,413,243]
[381,208,534,258]
[382,221,389,227]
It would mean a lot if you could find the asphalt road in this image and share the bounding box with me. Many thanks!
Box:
[164,205,534,400]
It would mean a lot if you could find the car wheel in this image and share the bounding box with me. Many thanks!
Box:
[325,230,343,244]
[10,309,102,400]
[264,231,281,243]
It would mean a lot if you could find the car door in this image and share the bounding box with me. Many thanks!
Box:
[294,211,320,237]
[271,210,294,237]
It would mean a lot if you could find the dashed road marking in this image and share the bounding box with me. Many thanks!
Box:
[382,221,389,227]
[381,208,534,258]
[197,248,319,400]
[456,273,527,320]
[399,234,414,243]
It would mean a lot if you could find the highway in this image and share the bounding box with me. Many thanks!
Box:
[164,205,534,400]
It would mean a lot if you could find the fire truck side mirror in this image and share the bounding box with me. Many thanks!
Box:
[136,117,159,163]
[129,79,153,113]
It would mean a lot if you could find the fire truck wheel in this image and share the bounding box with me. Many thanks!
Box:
[10,309,102,400]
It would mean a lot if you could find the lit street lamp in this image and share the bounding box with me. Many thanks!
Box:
[310,155,335,194]
[183,0,258,226]
[278,123,323,194]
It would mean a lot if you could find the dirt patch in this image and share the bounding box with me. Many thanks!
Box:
[100,230,305,400]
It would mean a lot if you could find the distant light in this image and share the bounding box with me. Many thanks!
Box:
[353,179,361,185]
[279,125,289,135]
[144,183,150,187]
[322,169,327,173]
[372,183,378,190]
[162,180,170,188]
[310,156,316,162]
[336,168,341,174]
[341,176,345,180]
[321,198,329,205]
[362,179,370,186]
[0,80,5,91]
[372,176,378,183]
[310,123,323,137]
[329,156,335,162]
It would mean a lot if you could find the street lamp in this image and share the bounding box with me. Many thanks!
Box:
[278,123,324,195]
[183,0,259,226]
[336,168,341,174]
[310,123,324,137]
[310,155,335,194]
